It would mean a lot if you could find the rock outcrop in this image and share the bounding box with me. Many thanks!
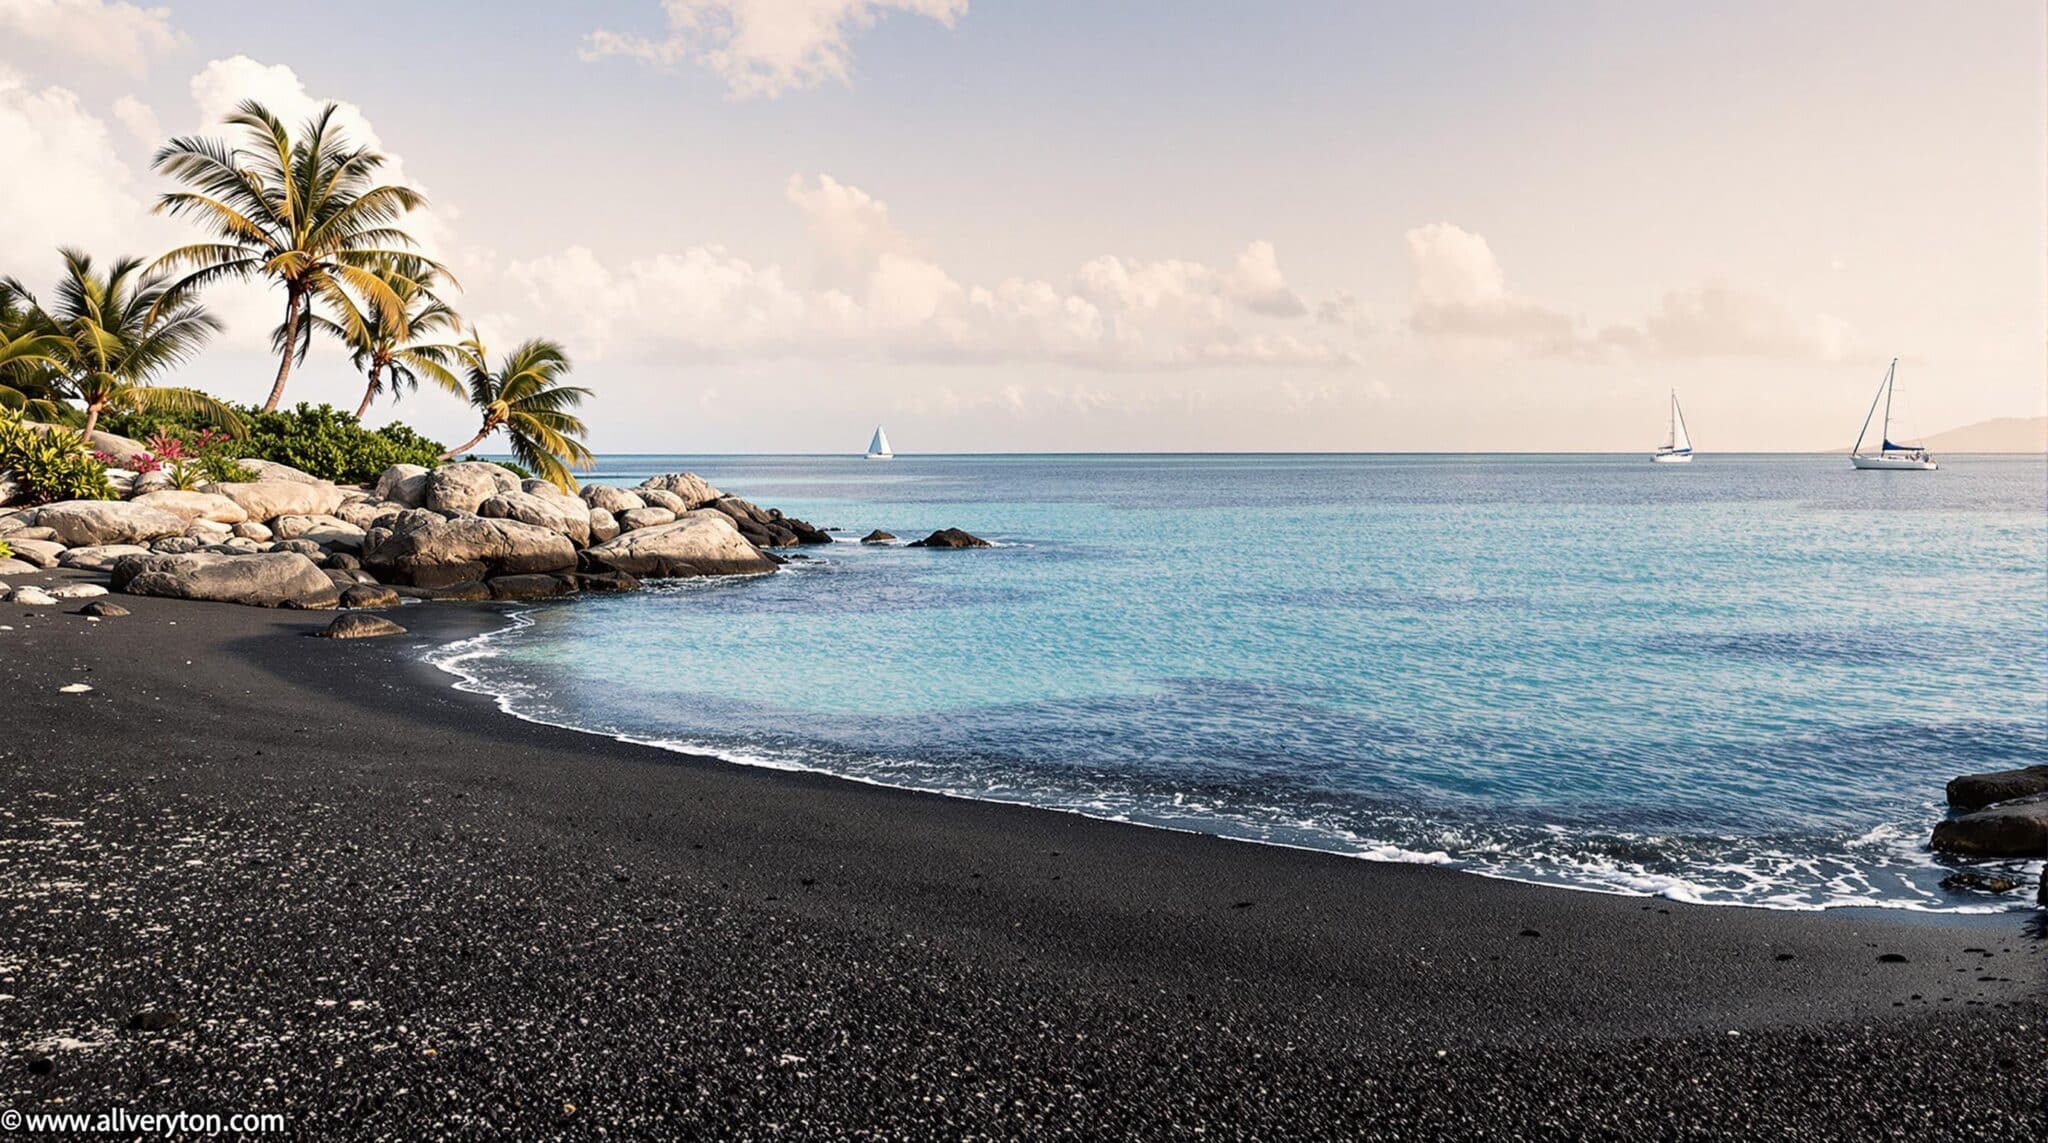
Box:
[480,489,591,547]
[203,479,347,520]
[236,459,324,484]
[375,464,431,508]
[425,461,521,515]
[1930,794,2048,859]
[909,528,992,549]
[34,500,188,547]
[361,514,577,587]
[113,551,339,609]
[636,472,723,508]
[581,511,779,578]
[131,490,250,525]
[318,612,407,639]
[1947,765,2048,812]
[581,484,644,514]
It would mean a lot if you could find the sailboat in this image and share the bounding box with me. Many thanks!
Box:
[1651,390,1694,463]
[1850,359,1937,471]
[864,425,894,461]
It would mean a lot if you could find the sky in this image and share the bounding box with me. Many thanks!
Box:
[1,0,2042,453]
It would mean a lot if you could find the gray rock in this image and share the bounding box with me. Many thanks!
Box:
[79,600,129,617]
[114,551,340,609]
[149,536,205,554]
[48,583,107,600]
[587,508,620,544]
[232,520,273,541]
[426,461,523,515]
[580,484,645,514]
[5,586,58,606]
[202,480,346,520]
[418,580,492,602]
[317,612,407,639]
[33,500,188,546]
[184,519,233,540]
[375,463,431,507]
[131,490,250,525]
[487,574,577,600]
[909,528,993,549]
[480,489,591,547]
[272,539,324,557]
[1930,794,2048,859]
[272,514,367,549]
[860,530,897,544]
[5,538,65,568]
[0,560,28,576]
[1947,765,2048,811]
[636,472,723,508]
[339,583,402,609]
[637,488,689,514]
[58,543,153,571]
[128,470,175,496]
[360,515,577,588]
[1939,871,2023,894]
[618,506,677,532]
[236,458,325,484]
[582,511,779,579]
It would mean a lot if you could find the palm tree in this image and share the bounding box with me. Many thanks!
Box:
[150,100,444,412]
[14,250,240,439]
[278,256,464,419]
[441,334,593,492]
[0,284,69,421]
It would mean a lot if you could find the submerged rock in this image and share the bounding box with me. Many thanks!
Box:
[1930,794,2048,859]
[1939,870,2023,894]
[909,528,992,549]
[318,612,407,639]
[860,530,897,544]
[1947,765,2048,811]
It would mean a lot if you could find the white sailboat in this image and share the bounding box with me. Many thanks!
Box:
[1651,390,1694,463]
[1850,359,1937,471]
[864,425,894,460]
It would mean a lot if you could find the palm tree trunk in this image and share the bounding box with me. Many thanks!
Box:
[81,402,102,440]
[354,364,382,420]
[440,424,493,460]
[263,288,305,413]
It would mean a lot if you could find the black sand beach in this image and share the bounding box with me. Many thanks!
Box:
[1,574,2042,1137]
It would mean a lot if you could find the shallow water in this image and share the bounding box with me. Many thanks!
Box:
[433,453,2047,911]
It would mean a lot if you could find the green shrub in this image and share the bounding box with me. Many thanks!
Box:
[0,408,115,504]
[0,539,12,561]
[104,403,446,484]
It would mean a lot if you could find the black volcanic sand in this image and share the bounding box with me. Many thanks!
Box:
[0,573,2042,1138]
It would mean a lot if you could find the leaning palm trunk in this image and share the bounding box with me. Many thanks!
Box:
[265,289,304,413]
[440,418,498,460]
[354,362,384,420]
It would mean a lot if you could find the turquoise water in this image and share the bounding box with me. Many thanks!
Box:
[434,454,2047,911]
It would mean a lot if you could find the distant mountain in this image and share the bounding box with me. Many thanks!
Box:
[1917,416,2048,453]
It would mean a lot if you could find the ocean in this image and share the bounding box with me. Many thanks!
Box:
[432,453,2047,911]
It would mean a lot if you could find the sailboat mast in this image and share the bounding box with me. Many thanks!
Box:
[1852,364,1889,455]
[1880,358,1896,448]
[1669,390,1676,444]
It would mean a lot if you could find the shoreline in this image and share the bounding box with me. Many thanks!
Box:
[3,579,2043,1134]
[424,601,2030,920]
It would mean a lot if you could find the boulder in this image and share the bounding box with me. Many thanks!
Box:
[206,538,263,555]
[113,551,339,609]
[1930,794,2048,859]
[618,506,676,532]
[909,527,992,549]
[361,515,577,588]
[480,490,591,547]
[336,499,401,531]
[568,571,642,594]
[34,500,187,546]
[317,612,407,639]
[236,458,324,484]
[203,480,346,520]
[580,484,644,514]
[129,470,175,496]
[488,574,577,600]
[232,521,273,541]
[0,560,30,576]
[638,488,689,514]
[1947,765,2048,812]
[587,508,619,544]
[637,472,723,508]
[1939,871,2023,895]
[418,580,492,602]
[184,519,233,540]
[582,511,779,579]
[149,536,205,555]
[323,552,361,570]
[48,584,107,600]
[6,585,58,606]
[4,538,65,568]
[272,514,367,549]
[131,489,252,526]
[425,461,522,515]
[338,583,402,609]
[375,463,431,507]
[860,530,897,544]
[325,568,379,587]
[79,600,129,618]
[58,544,152,571]
[0,477,21,507]
[272,539,324,557]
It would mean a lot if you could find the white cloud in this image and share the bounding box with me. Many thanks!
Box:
[110,92,159,145]
[581,0,967,99]
[505,174,1346,370]
[0,0,182,77]
[0,71,158,276]
[1404,221,1850,363]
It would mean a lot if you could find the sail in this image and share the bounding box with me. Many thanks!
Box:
[1670,394,1692,452]
[868,426,892,456]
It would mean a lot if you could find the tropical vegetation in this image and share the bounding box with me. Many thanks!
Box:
[0,95,594,492]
